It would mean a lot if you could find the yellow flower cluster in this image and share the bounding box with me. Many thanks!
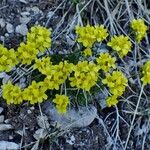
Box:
[2,81,23,105]
[131,19,148,43]
[34,57,52,75]
[96,52,116,72]
[34,58,73,90]
[27,25,52,52]
[23,81,47,104]
[43,61,73,90]
[69,61,99,91]
[107,35,132,57]
[141,60,150,85]
[0,44,18,72]
[17,42,38,65]
[53,94,69,114]
[83,48,92,57]
[102,71,128,107]
[76,25,108,48]
[106,95,118,107]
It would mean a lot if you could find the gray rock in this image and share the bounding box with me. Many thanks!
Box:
[6,23,14,33]
[15,24,28,36]
[44,103,97,129]
[0,116,4,123]
[0,107,4,114]
[0,18,5,28]
[0,124,13,131]
[20,16,31,24]
[0,141,19,150]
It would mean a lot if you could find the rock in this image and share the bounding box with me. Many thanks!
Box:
[0,115,4,123]
[0,107,4,114]
[0,141,19,150]
[2,74,10,85]
[0,18,5,28]
[37,115,50,129]
[0,124,13,131]
[19,0,27,4]
[33,128,47,140]
[6,23,14,33]
[15,24,28,36]
[44,103,97,129]
[20,16,31,24]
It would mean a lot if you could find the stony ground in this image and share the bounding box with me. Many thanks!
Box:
[0,0,150,150]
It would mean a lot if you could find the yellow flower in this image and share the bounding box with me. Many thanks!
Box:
[107,35,132,57]
[0,44,18,72]
[53,94,69,114]
[102,71,128,96]
[131,19,148,43]
[42,61,73,90]
[23,81,47,104]
[34,57,52,75]
[106,95,118,107]
[83,48,92,57]
[69,61,99,91]
[76,25,95,48]
[27,25,52,52]
[96,52,116,72]
[94,25,108,42]
[75,25,108,48]
[17,42,38,65]
[2,81,23,105]
[141,60,150,85]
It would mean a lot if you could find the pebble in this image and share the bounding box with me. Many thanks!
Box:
[20,16,31,24]
[0,141,19,150]
[0,116,4,123]
[0,18,5,28]
[0,124,13,131]
[0,108,3,114]
[15,24,28,36]
[6,23,14,33]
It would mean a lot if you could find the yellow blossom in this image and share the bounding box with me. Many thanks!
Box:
[75,25,108,48]
[2,81,23,105]
[131,19,148,43]
[34,57,52,75]
[83,48,92,57]
[141,60,150,85]
[0,44,18,72]
[23,81,47,104]
[96,52,116,72]
[42,61,73,90]
[27,25,52,52]
[94,25,108,42]
[53,94,69,114]
[106,95,118,107]
[102,71,128,96]
[107,35,132,57]
[69,61,99,91]
[17,42,38,65]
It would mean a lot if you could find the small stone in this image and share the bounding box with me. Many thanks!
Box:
[21,12,30,16]
[0,115,4,123]
[27,110,32,114]
[0,18,5,28]
[19,0,27,4]
[6,23,14,33]
[15,24,28,36]
[0,141,19,149]
[5,33,9,37]
[20,16,31,24]
[0,107,4,114]
[0,124,13,131]
[9,135,13,140]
